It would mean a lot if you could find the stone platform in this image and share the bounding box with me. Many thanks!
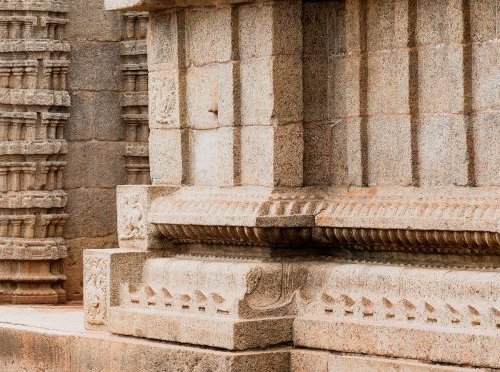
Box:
[0,305,490,372]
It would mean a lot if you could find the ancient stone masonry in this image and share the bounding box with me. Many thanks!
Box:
[121,11,150,185]
[82,0,500,370]
[0,0,69,304]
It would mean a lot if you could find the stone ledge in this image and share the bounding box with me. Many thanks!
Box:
[109,307,294,350]
[0,306,488,371]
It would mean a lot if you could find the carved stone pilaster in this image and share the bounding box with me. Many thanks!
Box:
[121,12,150,185]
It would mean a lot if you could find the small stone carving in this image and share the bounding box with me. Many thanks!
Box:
[83,256,108,325]
[150,76,178,127]
[119,193,145,240]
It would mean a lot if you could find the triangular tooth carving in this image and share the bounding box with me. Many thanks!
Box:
[321,292,335,305]
[162,288,173,300]
[212,293,225,304]
[195,290,207,303]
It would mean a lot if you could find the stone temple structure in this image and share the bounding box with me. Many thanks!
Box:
[1,0,500,371]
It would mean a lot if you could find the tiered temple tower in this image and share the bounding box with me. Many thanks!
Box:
[0,0,70,304]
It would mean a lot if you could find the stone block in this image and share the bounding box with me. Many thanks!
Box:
[418,44,463,114]
[303,56,328,123]
[303,122,331,186]
[240,124,303,186]
[190,127,236,186]
[345,116,363,186]
[64,141,126,189]
[367,49,409,115]
[186,7,232,65]
[66,91,94,141]
[367,0,409,51]
[68,42,121,91]
[473,110,500,185]
[472,41,500,111]
[240,56,302,126]
[291,350,482,372]
[331,120,348,186]
[94,91,124,141]
[328,54,360,119]
[367,115,412,186]
[418,114,468,186]
[67,0,123,42]
[416,0,463,45]
[238,1,302,59]
[470,0,498,41]
[149,69,182,129]
[84,248,159,330]
[149,128,186,185]
[65,188,117,239]
[186,63,236,129]
[148,9,183,68]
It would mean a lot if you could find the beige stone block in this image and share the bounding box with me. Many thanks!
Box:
[68,42,121,91]
[418,45,463,114]
[149,128,185,185]
[367,115,412,186]
[418,114,468,186]
[303,123,331,186]
[345,116,363,186]
[328,55,360,119]
[190,127,236,186]
[416,0,463,45]
[473,110,500,185]
[367,0,409,51]
[109,308,293,351]
[148,9,183,68]
[65,188,117,239]
[240,124,303,187]
[240,56,302,126]
[186,7,232,65]
[186,63,237,129]
[149,69,182,128]
[238,1,302,59]
[303,56,328,123]
[64,142,126,189]
[331,120,348,186]
[84,248,159,330]
[367,50,409,115]
[291,350,478,372]
[470,0,498,41]
[472,41,500,111]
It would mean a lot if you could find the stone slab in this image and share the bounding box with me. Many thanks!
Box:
[291,349,487,372]
[294,317,500,369]
[109,307,294,351]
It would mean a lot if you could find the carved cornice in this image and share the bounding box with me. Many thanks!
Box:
[148,186,500,254]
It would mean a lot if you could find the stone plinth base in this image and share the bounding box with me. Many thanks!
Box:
[0,305,485,372]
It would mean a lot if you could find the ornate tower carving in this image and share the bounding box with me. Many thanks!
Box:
[0,0,69,303]
[121,12,150,185]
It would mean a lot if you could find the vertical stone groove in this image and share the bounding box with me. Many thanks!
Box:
[358,0,369,186]
[408,0,420,186]
[462,0,476,186]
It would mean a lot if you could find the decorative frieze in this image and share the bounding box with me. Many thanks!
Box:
[0,0,69,304]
